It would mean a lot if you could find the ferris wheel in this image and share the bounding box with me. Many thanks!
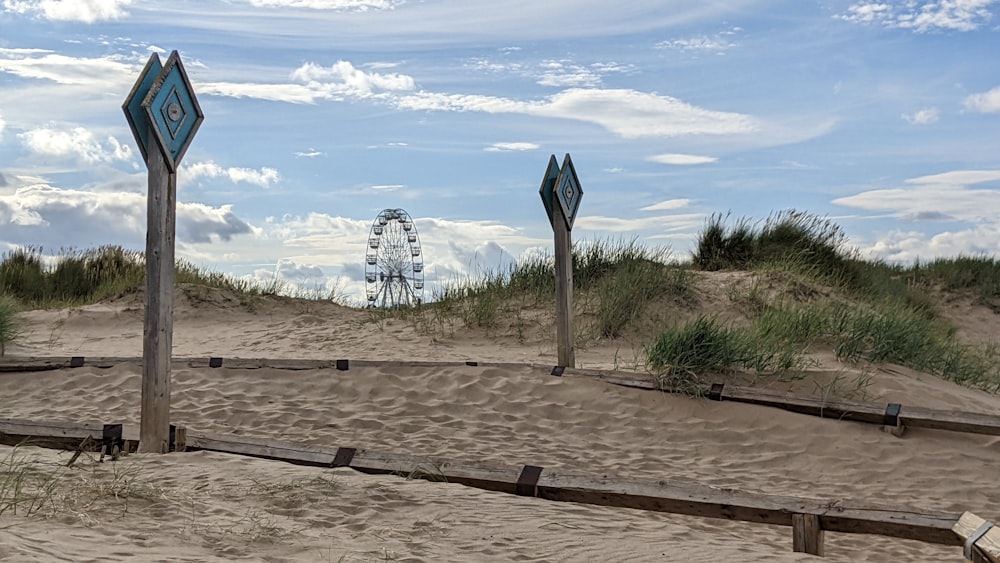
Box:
[365,208,424,308]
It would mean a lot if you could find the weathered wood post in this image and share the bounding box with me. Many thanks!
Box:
[123,51,203,453]
[538,154,583,368]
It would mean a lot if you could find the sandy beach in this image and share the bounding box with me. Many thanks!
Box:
[2,280,1000,561]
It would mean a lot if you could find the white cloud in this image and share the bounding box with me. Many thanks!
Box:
[201,60,415,104]
[648,153,718,165]
[833,169,1000,260]
[655,27,741,53]
[0,184,252,248]
[0,114,5,140]
[906,169,1000,185]
[838,1,997,32]
[536,60,603,87]
[485,142,539,152]
[295,149,325,158]
[902,107,940,124]
[397,88,758,139]
[249,0,403,10]
[0,48,135,87]
[2,0,132,22]
[575,213,704,232]
[964,85,1000,112]
[18,126,132,164]
[184,161,280,188]
[370,184,404,191]
[640,199,692,212]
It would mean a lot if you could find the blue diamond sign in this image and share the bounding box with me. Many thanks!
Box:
[130,50,203,172]
[538,154,560,227]
[554,153,583,230]
[122,53,163,163]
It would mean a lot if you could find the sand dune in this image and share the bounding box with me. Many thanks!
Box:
[3,282,1000,561]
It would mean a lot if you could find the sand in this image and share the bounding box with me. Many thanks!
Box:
[2,281,1000,561]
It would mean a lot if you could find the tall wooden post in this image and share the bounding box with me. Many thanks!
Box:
[539,154,583,368]
[123,50,203,454]
[552,204,575,367]
[139,127,176,454]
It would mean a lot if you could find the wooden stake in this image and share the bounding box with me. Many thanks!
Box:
[552,206,575,368]
[792,513,825,556]
[138,132,175,454]
[953,512,1000,563]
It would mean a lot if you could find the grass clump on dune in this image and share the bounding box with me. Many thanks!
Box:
[0,246,289,310]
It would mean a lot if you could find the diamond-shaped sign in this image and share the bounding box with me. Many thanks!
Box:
[538,154,560,227]
[142,51,203,172]
[554,153,583,230]
[122,53,163,162]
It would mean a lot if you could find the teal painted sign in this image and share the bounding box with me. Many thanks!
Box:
[538,154,560,227]
[122,53,163,162]
[554,153,583,230]
[123,50,203,172]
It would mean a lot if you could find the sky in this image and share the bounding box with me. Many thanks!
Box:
[1,0,999,304]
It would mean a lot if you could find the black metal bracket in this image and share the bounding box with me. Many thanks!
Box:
[550,366,565,377]
[70,356,85,368]
[332,447,357,468]
[708,383,725,401]
[884,403,902,427]
[516,465,543,497]
[209,357,223,368]
[465,361,479,366]
[336,359,349,371]
[102,424,123,457]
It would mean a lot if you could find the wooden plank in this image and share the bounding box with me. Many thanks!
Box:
[900,406,1000,437]
[719,384,888,423]
[793,514,824,555]
[5,356,1000,438]
[953,512,1000,563]
[0,418,105,439]
[182,430,963,548]
[186,431,337,466]
[139,130,176,455]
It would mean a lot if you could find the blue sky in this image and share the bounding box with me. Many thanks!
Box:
[1,0,999,303]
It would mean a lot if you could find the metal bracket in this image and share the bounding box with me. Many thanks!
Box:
[516,465,543,497]
[70,356,85,368]
[209,357,223,368]
[708,383,725,401]
[884,403,902,427]
[336,359,349,371]
[550,366,565,377]
[465,361,479,366]
[965,521,995,560]
[102,424,123,457]
[332,447,357,468]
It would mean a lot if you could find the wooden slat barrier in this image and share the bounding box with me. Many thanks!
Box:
[185,431,969,551]
[3,417,998,558]
[3,356,1000,438]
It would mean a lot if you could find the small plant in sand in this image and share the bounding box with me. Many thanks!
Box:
[0,294,22,356]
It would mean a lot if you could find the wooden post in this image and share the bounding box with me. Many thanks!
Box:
[539,154,582,369]
[552,205,575,368]
[792,513,825,556]
[138,128,175,454]
[953,512,1000,563]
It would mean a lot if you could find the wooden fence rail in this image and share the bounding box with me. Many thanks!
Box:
[3,416,999,559]
[3,355,1000,438]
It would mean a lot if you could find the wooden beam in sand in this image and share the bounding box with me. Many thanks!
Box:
[560,366,1000,438]
[954,512,1000,563]
[4,356,1000,437]
[182,430,968,551]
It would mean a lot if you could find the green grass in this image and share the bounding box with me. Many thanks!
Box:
[0,294,21,356]
[0,246,295,310]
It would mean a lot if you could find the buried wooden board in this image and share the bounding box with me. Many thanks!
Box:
[3,356,1000,437]
[183,429,965,548]
[557,366,1000,437]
